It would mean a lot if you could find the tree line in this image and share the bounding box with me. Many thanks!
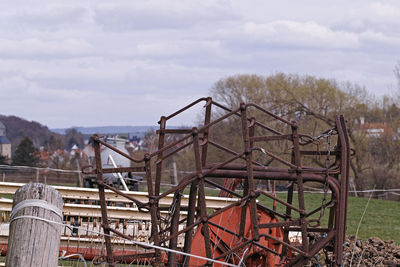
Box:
[0,115,85,169]
[167,71,400,198]
[4,66,400,198]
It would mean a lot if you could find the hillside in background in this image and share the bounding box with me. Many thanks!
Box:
[51,125,155,138]
[0,115,86,153]
[0,114,156,154]
[0,115,63,152]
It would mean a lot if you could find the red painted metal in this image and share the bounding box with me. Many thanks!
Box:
[189,206,284,266]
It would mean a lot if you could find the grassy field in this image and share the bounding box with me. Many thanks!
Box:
[1,189,398,266]
[202,188,400,242]
[3,188,399,243]
[255,192,400,243]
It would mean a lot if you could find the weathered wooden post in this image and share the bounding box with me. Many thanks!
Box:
[6,183,63,267]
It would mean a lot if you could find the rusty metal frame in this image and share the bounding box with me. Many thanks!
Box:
[91,97,350,266]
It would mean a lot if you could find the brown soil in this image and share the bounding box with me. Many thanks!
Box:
[343,235,400,267]
[308,235,400,266]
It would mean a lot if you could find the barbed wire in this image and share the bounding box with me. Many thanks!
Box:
[0,164,81,173]
[1,165,399,196]
[304,185,400,193]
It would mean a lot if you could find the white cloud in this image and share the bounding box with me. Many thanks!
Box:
[359,30,400,48]
[11,7,87,28]
[0,38,93,58]
[0,0,399,128]
[93,1,237,32]
[239,20,360,50]
[338,1,400,34]
[134,40,221,59]
[370,2,400,20]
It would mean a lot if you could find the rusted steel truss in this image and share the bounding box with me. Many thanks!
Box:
[90,97,350,266]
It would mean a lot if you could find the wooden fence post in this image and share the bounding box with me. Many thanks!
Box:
[6,183,63,267]
[76,159,83,187]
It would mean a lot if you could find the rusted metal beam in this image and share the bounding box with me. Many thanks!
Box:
[94,137,114,266]
[86,97,350,266]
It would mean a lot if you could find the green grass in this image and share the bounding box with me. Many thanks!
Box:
[255,192,400,243]
[4,186,398,243]
[0,193,12,199]
[346,196,400,242]
[195,188,400,243]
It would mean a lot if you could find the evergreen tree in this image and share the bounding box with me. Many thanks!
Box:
[64,128,84,150]
[0,155,7,165]
[12,137,38,166]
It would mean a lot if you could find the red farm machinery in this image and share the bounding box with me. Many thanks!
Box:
[87,97,351,266]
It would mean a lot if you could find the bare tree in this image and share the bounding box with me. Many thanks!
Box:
[210,73,397,193]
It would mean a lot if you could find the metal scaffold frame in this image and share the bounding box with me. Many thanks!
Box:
[88,97,351,266]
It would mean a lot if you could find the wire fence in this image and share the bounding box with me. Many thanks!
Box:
[0,164,81,186]
[1,164,399,200]
[0,164,399,266]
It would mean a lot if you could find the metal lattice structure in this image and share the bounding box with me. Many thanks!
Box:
[89,97,351,266]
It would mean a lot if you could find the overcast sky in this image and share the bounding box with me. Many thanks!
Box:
[0,0,399,128]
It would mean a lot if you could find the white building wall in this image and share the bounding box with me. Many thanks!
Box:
[0,144,11,159]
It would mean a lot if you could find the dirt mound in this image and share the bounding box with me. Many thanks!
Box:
[344,235,400,266]
[308,235,400,266]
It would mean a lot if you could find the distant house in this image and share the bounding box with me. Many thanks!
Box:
[0,121,11,160]
[359,117,397,138]
[70,144,81,158]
